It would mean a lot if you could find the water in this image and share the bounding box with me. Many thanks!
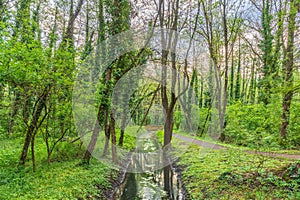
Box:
[113,131,184,200]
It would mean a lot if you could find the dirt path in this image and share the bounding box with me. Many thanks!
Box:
[173,134,226,150]
[173,133,300,160]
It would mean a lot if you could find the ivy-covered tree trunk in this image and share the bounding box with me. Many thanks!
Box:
[248,58,256,104]
[259,0,274,105]
[199,78,203,108]
[82,68,111,164]
[110,114,118,163]
[280,0,298,141]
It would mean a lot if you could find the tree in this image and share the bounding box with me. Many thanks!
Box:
[18,0,84,169]
[280,0,299,141]
[258,0,274,105]
[197,0,243,141]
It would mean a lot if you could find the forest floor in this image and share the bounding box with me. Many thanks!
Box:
[173,133,300,199]
[0,137,116,200]
[173,133,300,159]
[1,129,299,199]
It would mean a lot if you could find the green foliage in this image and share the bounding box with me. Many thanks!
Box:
[196,107,210,136]
[179,145,297,199]
[50,141,84,162]
[174,110,182,130]
[115,127,136,151]
[224,100,300,150]
[0,137,113,200]
[156,130,164,145]
[0,160,112,200]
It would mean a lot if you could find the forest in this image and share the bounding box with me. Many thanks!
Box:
[0,0,300,199]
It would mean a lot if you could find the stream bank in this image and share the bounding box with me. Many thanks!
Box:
[108,131,189,200]
[111,160,189,200]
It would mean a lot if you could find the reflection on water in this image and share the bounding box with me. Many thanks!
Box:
[114,165,183,200]
[113,131,183,200]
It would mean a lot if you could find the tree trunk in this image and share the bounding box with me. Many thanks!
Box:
[248,58,256,104]
[229,48,235,102]
[82,115,102,164]
[19,88,48,167]
[82,68,111,164]
[220,0,229,141]
[102,109,110,157]
[118,129,125,147]
[31,131,37,172]
[280,0,298,141]
[259,0,273,105]
[199,78,203,108]
[235,37,241,101]
[110,114,118,164]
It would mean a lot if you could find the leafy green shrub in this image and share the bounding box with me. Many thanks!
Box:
[174,110,182,130]
[156,130,164,145]
[287,101,300,148]
[224,98,300,150]
[51,141,84,162]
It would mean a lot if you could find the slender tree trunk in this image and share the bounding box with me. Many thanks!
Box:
[19,88,48,167]
[102,109,110,157]
[280,0,298,141]
[235,37,241,101]
[199,78,203,108]
[82,114,102,164]
[119,90,130,146]
[82,68,111,164]
[31,130,38,172]
[241,60,247,103]
[229,48,235,102]
[249,58,256,104]
[220,0,229,141]
[110,114,118,164]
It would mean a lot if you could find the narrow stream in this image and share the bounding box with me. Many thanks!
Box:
[113,131,184,200]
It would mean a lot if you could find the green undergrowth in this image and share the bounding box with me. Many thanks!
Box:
[224,102,300,150]
[179,145,300,199]
[156,129,164,145]
[105,126,142,151]
[175,130,300,155]
[115,127,136,151]
[0,136,116,200]
[174,101,300,152]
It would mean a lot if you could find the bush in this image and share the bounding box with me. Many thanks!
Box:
[224,100,297,149]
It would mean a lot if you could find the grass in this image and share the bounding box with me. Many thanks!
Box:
[3,126,297,199]
[0,126,143,199]
[154,128,300,199]
[0,159,114,200]
[179,144,300,199]
[0,136,115,200]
